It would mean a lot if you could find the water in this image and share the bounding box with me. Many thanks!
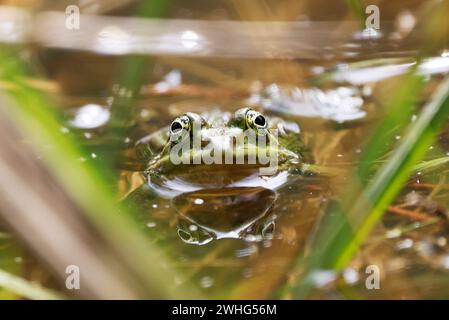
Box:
[2,0,449,299]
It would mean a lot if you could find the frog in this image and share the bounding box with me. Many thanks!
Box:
[126,107,315,245]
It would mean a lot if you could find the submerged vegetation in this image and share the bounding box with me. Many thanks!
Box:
[1,0,449,299]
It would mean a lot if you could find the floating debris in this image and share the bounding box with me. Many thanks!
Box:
[396,238,413,250]
[194,198,204,205]
[251,84,365,123]
[343,268,359,285]
[309,270,336,288]
[70,104,110,129]
[200,276,215,289]
[153,70,182,93]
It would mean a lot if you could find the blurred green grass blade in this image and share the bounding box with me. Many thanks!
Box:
[413,156,449,173]
[105,0,170,170]
[308,201,353,269]
[291,75,449,298]
[0,235,23,299]
[138,0,171,18]
[0,269,63,300]
[0,51,199,298]
[345,0,365,27]
[335,75,449,268]
[357,73,425,181]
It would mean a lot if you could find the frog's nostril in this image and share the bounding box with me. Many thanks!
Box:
[171,121,183,133]
[254,115,266,127]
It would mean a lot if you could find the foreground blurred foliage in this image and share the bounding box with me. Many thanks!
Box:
[0,48,201,298]
[286,0,449,298]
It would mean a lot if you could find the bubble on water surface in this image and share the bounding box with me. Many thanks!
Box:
[146,222,156,228]
[343,268,359,284]
[95,25,131,55]
[154,70,182,93]
[309,270,336,288]
[440,255,449,269]
[70,104,110,129]
[396,10,416,36]
[396,238,413,250]
[181,30,200,50]
[437,237,447,247]
[200,276,214,288]
[386,228,401,239]
[194,198,204,205]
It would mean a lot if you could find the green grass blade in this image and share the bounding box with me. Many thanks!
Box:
[0,50,200,299]
[357,73,425,181]
[345,0,365,27]
[104,0,170,171]
[335,76,449,267]
[0,269,63,300]
[290,75,449,298]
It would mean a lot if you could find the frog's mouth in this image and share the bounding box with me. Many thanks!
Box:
[147,164,291,199]
[174,187,277,245]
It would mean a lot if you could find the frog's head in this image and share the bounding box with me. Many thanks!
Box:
[138,108,304,182]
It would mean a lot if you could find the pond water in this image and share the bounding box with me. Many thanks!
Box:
[2,0,449,299]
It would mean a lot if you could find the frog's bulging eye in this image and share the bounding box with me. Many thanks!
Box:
[170,115,191,137]
[169,113,206,143]
[254,115,266,127]
[169,115,191,144]
[232,108,268,135]
[245,109,268,135]
[170,121,183,133]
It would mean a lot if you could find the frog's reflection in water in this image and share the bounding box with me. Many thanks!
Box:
[174,187,277,245]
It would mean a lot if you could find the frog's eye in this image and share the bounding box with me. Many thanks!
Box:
[170,115,190,135]
[247,110,267,130]
[170,121,183,133]
[169,113,206,143]
[169,115,192,143]
[233,108,268,134]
